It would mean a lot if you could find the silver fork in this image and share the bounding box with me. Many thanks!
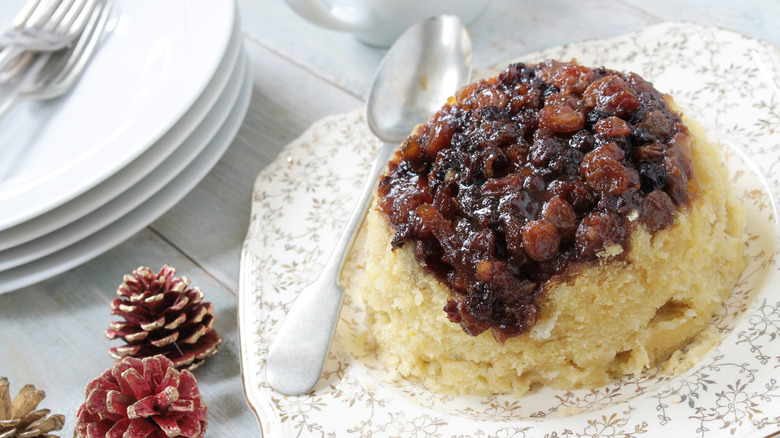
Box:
[0,0,110,120]
[0,0,99,51]
[0,0,99,81]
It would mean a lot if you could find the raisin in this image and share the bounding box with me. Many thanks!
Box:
[444,299,462,323]
[509,85,543,111]
[424,122,453,156]
[498,64,520,86]
[523,173,546,196]
[482,173,522,196]
[580,144,633,195]
[465,283,495,321]
[634,143,666,161]
[377,171,431,224]
[582,75,640,116]
[547,178,596,212]
[415,204,451,241]
[630,125,658,145]
[595,116,631,138]
[499,189,540,227]
[479,116,522,149]
[477,146,509,179]
[491,300,538,344]
[461,228,496,264]
[575,212,625,258]
[538,101,585,133]
[461,187,499,228]
[538,61,595,94]
[593,141,625,162]
[663,153,689,205]
[475,259,535,301]
[638,161,667,193]
[456,296,492,336]
[598,186,642,215]
[400,137,423,161]
[530,128,566,166]
[474,88,509,109]
[548,147,584,176]
[521,220,561,261]
[636,109,675,143]
[505,141,530,169]
[456,80,489,106]
[432,184,458,218]
[541,196,577,240]
[585,109,610,129]
[639,189,675,233]
[569,130,595,153]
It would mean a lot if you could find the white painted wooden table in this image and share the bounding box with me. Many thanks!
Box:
[1,1,778,436]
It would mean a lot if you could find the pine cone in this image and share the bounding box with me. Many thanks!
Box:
[0,377,64,438]
[75,355,207,438]
[106,266,222,371]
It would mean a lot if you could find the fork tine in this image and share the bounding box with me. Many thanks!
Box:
[0,0,96,51]
[25,0,64,30]
[51,0,95,40]
[38,0,110,97]
[43,0,78,32]
[11,0,44,28]
[12,0,59,29]
[0,0,98,79]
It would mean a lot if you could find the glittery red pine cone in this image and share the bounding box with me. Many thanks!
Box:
[75,355,207,438]
[106,266,222,371]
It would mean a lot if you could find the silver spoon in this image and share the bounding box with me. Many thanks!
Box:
[264,15,472,396]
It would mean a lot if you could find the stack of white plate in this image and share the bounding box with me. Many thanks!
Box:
[0,0,251,293]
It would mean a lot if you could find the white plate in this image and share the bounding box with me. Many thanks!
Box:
[238,23,780,437]
[0,48,247,271]
[0,0,235,230]
[0,3,242,252]
[0,46,252,294]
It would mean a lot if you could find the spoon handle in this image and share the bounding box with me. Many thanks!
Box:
[265,141,396,396]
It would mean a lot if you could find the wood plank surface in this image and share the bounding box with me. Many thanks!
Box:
[1,0,779,436]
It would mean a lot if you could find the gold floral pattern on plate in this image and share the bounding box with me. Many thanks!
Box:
[239,22,780,437]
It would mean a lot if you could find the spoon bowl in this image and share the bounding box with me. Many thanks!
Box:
[264,15,472,396]
[367,15,472,143]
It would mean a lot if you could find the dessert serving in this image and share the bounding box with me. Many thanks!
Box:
[359,60,747,396]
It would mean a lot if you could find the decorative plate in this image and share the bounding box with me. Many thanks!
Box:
[239,22,780,437]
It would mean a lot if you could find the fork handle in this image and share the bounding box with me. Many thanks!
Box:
[0,95,18,120]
